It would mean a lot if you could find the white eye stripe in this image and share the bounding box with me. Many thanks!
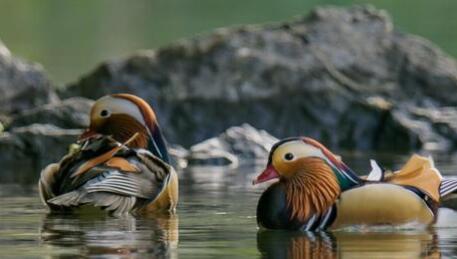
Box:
[275,141,327,161]
[94,96,147,127]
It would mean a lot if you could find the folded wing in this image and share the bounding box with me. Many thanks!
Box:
[39,137,178,215]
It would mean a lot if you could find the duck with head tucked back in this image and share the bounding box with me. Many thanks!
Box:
[38,94,178,215]
[253,137,457,230]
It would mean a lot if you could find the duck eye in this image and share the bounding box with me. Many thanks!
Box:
[284,153,294,161]
[100,109,110,117]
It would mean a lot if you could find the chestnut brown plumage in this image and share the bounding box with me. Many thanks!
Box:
[283,157,340,223]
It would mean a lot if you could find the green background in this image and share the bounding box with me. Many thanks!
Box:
[0,0,456,85]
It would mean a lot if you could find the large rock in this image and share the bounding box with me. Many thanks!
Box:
[0,124,81,183]
[0,40,58,115]
[8,97,94,130]
[61,5,457,151]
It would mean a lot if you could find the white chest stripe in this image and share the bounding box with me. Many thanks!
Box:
[318,207,334,229]
[303,215,317,231]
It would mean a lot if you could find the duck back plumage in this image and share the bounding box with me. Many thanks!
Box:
[39,136,178,215]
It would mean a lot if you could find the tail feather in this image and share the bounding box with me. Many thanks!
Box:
[440,178,457,210]
[47,191,86,206]
[47,191,136,215]
[89,193,136,215]
[38,163,61,206]
[440,178,457,198]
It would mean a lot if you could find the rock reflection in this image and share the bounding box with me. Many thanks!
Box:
[40,212,178,258]
[257,229,440,259]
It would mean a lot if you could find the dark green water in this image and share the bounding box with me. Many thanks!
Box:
[0,0,456,84]
[1,154,457,258]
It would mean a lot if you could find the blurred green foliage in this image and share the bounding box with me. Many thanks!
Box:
[0,0,456,85]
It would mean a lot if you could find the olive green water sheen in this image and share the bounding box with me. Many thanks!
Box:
[1,153,457,258]
[0,0,456,84]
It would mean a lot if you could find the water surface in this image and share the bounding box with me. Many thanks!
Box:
[1,154,457,258]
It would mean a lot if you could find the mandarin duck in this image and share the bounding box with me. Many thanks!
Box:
[38,94,178,215]
[253,137,457,230]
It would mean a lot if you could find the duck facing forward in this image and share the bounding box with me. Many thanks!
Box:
[39,94,178,215]
[253,137,457,230]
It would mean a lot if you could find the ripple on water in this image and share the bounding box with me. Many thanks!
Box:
[0,155,457,257]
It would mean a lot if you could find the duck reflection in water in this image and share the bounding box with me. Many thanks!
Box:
[257,229,440,259]
[39,212,178,258]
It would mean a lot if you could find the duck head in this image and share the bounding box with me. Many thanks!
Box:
[253,137,361,222]
[253,137,360,189]
[79,93,169,163]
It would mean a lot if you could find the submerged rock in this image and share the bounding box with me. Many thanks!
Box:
[185,124,278,166]
[61,5,457,151]
[0,40,58,115]
[8,97,94,130]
